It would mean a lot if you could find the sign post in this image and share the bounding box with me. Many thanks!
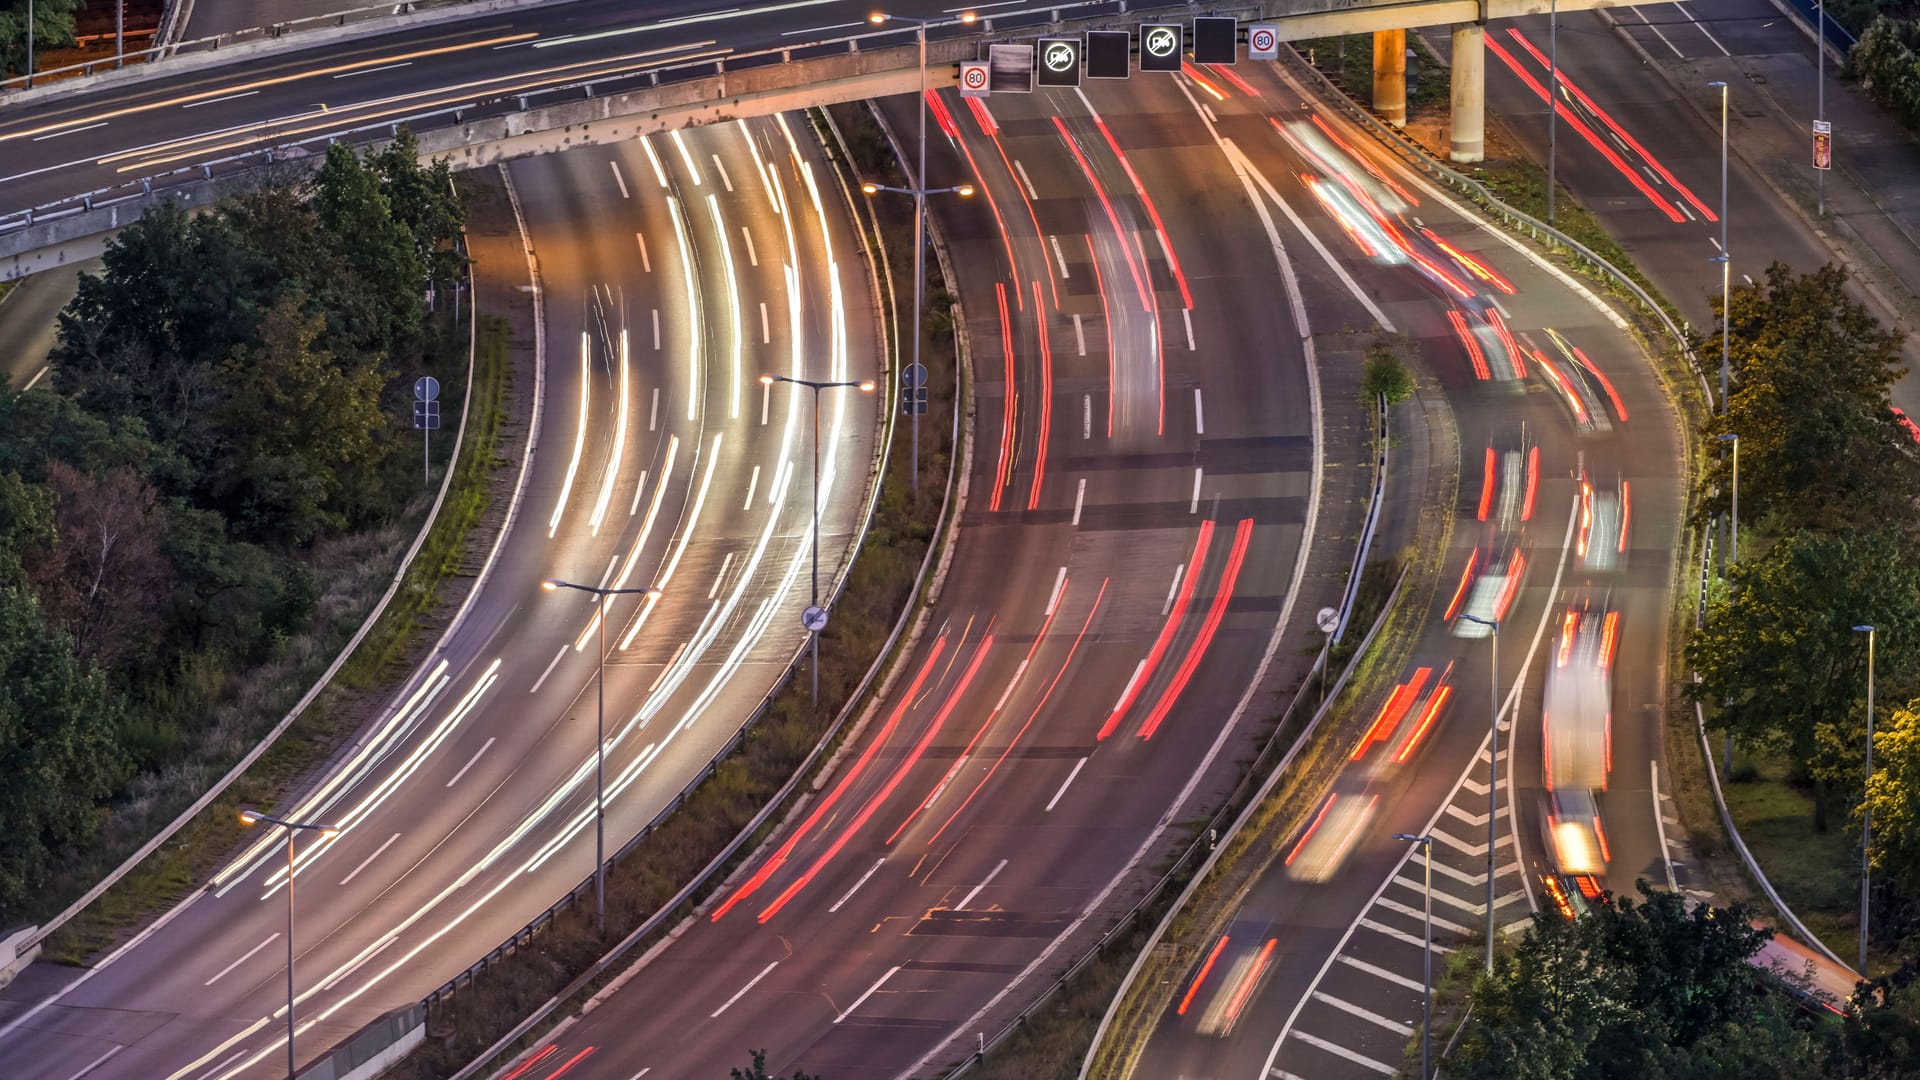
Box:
[1813,119,1832,171]
[413,376,441,487]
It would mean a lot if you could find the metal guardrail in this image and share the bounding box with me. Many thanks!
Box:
[298,1003,426,1080]
[1334,393,1390,644]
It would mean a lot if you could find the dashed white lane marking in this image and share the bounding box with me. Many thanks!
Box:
[635,231,651,271]
[711,153,734,191]
[1047,566,1068,616]
[834,965,901,1023]
[530,645,568,694]
[339,832,402,888]
[744,465,761,510]
[1376,895,1470,936]
[1046,756,1088,811]
[445,737,496,787]
[1072,312,1086,355]
[830,858,886,913]
[1013,158,1039,199]
[1337,954,1423,993]
[1312,990,1413,1035]
[1161,563,1186,615]
[610,160,631,199]
[1183,307,1196,350]
[1050,234,1070,278]
[1292,1030,1395,1074]
[1190,467,1203,513]
[1194,388,1205,434]
[760,301,770,343]
[1073,478,1086,526]
[203,934,279,986]
[711,960,778,1017]
[1360,917,1452,953]
[955,859,1008,910]
[741,226,758,266]
[651,308,661,351]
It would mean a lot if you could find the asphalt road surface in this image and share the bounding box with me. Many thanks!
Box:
[1123,52,1684,1079]
[0,258,93,389]
[0,117,881,1080]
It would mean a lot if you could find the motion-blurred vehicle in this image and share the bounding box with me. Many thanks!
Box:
[1543,602,1615,881]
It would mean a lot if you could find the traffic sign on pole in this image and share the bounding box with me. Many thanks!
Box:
[414,375,440,402]
[412,400,441,429]
[1037,37,1082,87]
[1247,23,1280,60]
[987,43,1035,93]
[904,362,929,389]
[960,60,990,97]
[900,385,928,416]
[1087,29,1130,78]
[1140,23,1182,71]
[1193,16,1237,64]
[1813,120,1833,171]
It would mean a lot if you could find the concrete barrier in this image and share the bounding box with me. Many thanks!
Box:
[0,927,42,989]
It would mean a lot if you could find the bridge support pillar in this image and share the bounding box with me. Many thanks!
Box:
[1372,29,1406,128]
[1450,23,1486,163]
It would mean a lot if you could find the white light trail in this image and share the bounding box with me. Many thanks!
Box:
[548,332,591,537]
[587,328,631,535]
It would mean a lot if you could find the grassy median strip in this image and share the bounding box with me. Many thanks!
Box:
[391,106,959,1077]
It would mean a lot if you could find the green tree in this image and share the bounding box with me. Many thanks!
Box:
[1864,703,1920,896]
[370,127,467,288]
[1700,262,1916,534]
[0,0,83,78]
[310,142,426,354]
[0,584,129,918]
[732,1050,821,1080]
[1451,908,1631,1078]
[1686,528,1920,829]
[1360,341,1416,405]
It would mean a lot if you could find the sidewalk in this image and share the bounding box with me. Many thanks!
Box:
[1598,3,1920,337]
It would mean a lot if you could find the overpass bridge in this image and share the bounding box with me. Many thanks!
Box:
[2,0,1652,279]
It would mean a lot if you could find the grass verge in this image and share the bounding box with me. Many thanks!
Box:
[390,105,959,1077]
[40,179,513,960]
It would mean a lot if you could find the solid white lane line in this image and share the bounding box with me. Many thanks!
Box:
[530,646,568,694]
[192,1049,249,1080]
[834,966,901,1023]
[1183,307,1196,350]
[183,90,258,108]
[203,934,279,985]
[60,1045,124,1080]
[1313,990,1413,1035]
[1045,757,1088,812]
[1050,234,1070,278]
[760,301,770,344]
[830,858,886,913]
[1337,954,1424,993]
[1632,6,1686,57]
[711,961,779,1017]
[1072,478,1086,526]
[1013,158,1038,199]
[712,153,734,192]
[744,465,761,510]
[1046,566,1067,616]
[446,737,496,787]
[782,20,866,35]
[1194,388,1205,434]
[1162,563,1186,615]
[955,859,1008,910]
[32,121,107,140]
[610,160,631,199]
[1292,1031,1394,1075]
[338,832,402,887]
[742,226,759,265]
[1072,313,1086,355]
[1190,467,1203,513]
[635,231,651,271]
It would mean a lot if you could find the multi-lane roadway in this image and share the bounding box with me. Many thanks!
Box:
[0,116,882,1079]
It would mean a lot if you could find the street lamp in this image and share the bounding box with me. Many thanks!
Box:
[860,177,974,494]
[540,577,662,934]
[867,8,976,498]
[1709,80,1731,413]
[1855,623,1876,976]
[1458,612,1499,973]
[237,810,340,1079]
[1817,0,1828,216]
[1715,433,1739,567]
[761,374,876,704]
[1393,832,1436,1079]
[1547,0,1559,226]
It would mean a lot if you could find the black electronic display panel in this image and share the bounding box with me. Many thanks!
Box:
[1086,30,1131,78]
[1193,16,1237,64]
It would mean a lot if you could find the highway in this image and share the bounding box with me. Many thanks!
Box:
[1122,52,1683,1079]
[0,258,92,389]
[0,0,1058,223]
[0,117,881,1079]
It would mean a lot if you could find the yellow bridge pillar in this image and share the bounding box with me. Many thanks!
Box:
[1373,29,1407,128]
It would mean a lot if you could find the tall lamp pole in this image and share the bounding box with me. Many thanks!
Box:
[1854,623,1876,975]
[868,9,977,497]
[1547,0,1559,225]
[540,577,662,934]
[1709,81,1731,412]
[1459,612,1499,973]
[237,810,340,1079]
[24,0,33,88]
[1717,432,1739,774]
[1393,833,1436,1079]
[1817,0,1827,216]
[761,375,875,704]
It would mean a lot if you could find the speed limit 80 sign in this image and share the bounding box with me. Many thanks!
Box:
[1248,23,1280,60]
[959,60,990,97]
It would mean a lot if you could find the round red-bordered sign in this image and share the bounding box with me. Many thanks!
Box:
[1250,27,1276,52]
[962,65,988,90]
